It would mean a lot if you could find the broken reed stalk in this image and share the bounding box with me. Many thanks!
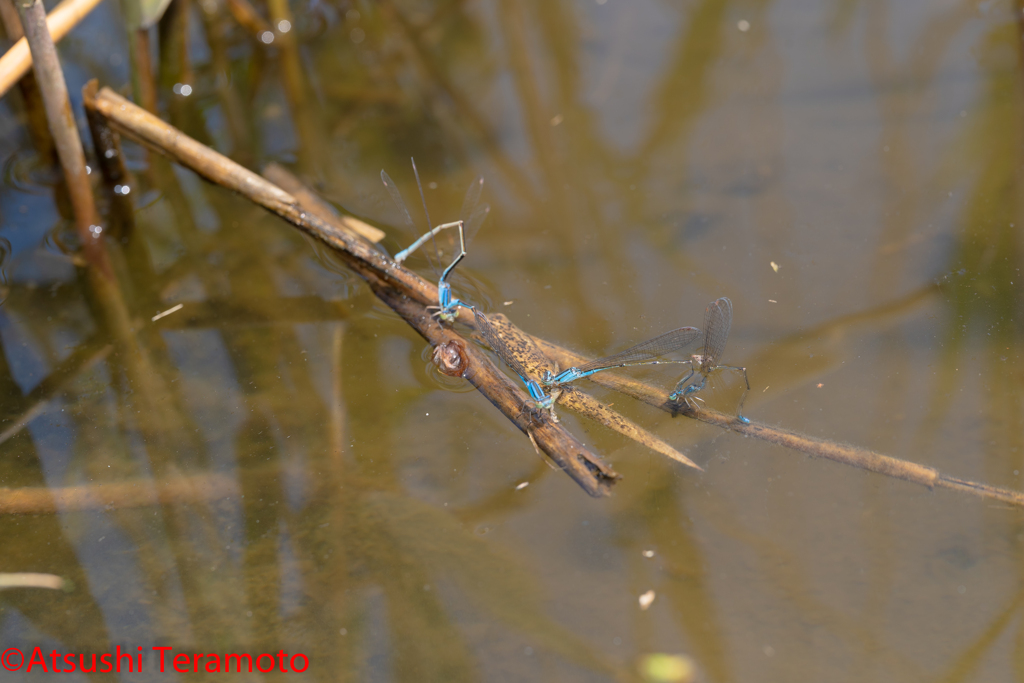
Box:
[81,83,1024,508]
[0,0,104,97]
[16,2,144,372]
[16,0,103,260]
[83,82,619,497]
[556,386,700,470]
[84,88,135,235]
[0,0,56,163]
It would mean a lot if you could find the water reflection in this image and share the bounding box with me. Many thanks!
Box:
[1,0,1023,680]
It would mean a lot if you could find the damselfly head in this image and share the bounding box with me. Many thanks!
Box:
[427,305,456,323]
[526,389,560,422]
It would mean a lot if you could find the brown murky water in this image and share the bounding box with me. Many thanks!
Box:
[1,0,1023,680]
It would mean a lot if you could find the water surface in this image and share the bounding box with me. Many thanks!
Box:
[1,0,1022,681]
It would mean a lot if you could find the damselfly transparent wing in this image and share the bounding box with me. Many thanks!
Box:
[575,326,703,375]
[460,177,489,245]
[702,297,733,375]
[382,166,446,275]
[409,158,446,275]
[385,165,486,276]
[380,169,417,234]
[432,176,488,265]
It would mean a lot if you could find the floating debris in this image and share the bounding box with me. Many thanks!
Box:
[432,339,469,377]
[639,653,696,682]
[151,303,184,321]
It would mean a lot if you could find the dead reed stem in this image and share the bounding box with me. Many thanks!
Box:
[0,0,104,97]
[16,0,106,270]
[84,84,135,235]
[0,0,55,162]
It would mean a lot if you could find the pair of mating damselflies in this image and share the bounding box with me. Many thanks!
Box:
[474,301,749,422]
[381,159,489,323]
[381,160,750,421]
